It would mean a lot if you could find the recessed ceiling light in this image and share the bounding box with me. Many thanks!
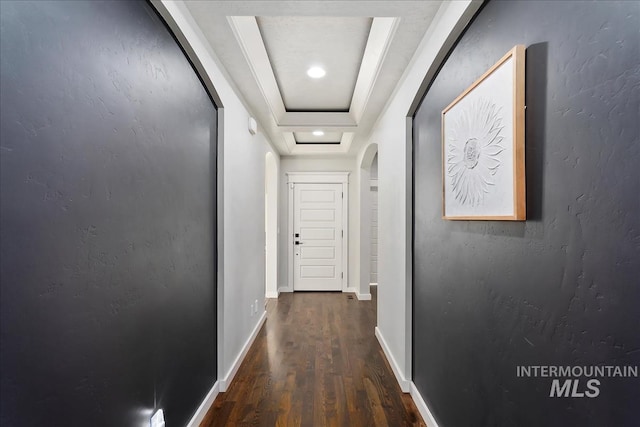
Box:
[313,130,325,136]
[307,66,326,79]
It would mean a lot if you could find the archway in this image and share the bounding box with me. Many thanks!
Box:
[358,143,378,300]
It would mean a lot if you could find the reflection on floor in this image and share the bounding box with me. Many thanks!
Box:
[202,287,425,426]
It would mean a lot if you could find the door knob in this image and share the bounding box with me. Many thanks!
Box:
[295,241,303,245]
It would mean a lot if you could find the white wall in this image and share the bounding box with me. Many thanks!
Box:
[265,152,280,298]
[154,1,281,396]
[356,0,480,392]
[220,100,272,388]
[278,156,359,293]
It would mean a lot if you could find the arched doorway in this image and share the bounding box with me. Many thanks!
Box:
[358,143,378,300]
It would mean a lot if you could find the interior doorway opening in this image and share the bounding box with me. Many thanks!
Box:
[369,153,378,287]
[358,143,378,301]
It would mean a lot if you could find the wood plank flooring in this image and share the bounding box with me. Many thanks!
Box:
[200,288,426,427]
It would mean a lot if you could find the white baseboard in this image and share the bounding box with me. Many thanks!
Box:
[370,282,378,287]
[344,287,358,294]
[410,382,440,427]
[357,292,372,301]
[186,380,220,427]
[219,310,267,392]
[375,327,410,392]
[265,290,279,298]
[278,286,292,293]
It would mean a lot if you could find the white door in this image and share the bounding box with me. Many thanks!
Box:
[293,183,343,291]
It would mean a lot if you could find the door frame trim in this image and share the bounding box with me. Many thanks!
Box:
[286,172,350,292]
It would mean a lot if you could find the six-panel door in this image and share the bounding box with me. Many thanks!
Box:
[293,183,343,291]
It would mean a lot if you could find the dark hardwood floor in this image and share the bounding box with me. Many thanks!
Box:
[201,288,426,427]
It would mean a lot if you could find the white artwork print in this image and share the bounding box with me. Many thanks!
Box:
[444,57,515,217]
[447,98,505,207]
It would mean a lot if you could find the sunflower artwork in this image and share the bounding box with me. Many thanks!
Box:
[442,45,526,220]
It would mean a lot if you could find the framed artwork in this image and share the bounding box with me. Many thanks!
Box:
[442,45,526,220]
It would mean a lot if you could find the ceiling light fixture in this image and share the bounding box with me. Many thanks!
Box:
[307,66,326,79]
[312,130,325,136]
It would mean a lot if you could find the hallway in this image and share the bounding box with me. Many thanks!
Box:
[202,289,424,426]
[2,1,638,425]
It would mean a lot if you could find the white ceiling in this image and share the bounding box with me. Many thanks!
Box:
[184,1,444,156]
[257,16,372,112]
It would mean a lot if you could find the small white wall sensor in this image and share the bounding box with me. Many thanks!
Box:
[248,117,258,135]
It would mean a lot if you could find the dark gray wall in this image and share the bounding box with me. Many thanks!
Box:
[0,1,216,425]
[413,1,639,426]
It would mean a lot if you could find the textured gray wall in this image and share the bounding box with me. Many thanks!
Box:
[0,1,217,426]
[413,1,639,426]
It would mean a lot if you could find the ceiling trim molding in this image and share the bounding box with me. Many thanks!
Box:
[280,125,356,133]
[283,132,297,153]
[286,171,350,184]
[349,17,400,123]
[278,112,356,128]
[228,13,401,155]
[227,16,287,122]
[288,132,352,152]
[340,132,355,152]
[288,140,350,155]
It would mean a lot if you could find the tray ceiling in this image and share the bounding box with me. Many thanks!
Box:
[257,16,372,112]
[184,1,444,156]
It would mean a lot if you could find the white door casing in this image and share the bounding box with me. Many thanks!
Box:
[370,180,378,284]
[287,172,349,292]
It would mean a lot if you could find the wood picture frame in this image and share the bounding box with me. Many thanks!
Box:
[442,45,526,220]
